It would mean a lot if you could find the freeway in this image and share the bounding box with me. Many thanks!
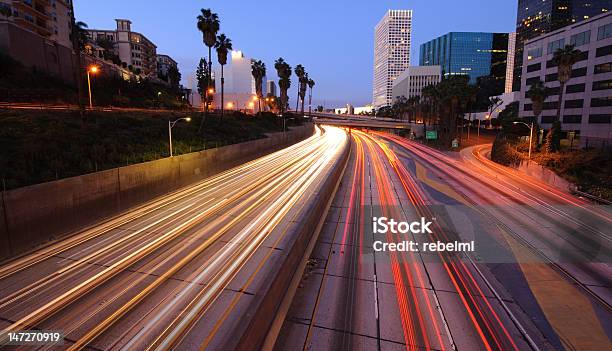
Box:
[276,130,611,350]
[0,125,348,350]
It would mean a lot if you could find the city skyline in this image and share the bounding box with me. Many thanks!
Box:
[73,0,516,107]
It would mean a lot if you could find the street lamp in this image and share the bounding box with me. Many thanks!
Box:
[514,121,534,161]
[168,117,191,157]
[86,65,99,109]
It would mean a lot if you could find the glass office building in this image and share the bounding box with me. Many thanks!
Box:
[419,32,509,88]
[513,0,610,90]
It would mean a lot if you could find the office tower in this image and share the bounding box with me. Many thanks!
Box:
[420,32,509,92]
[513,0,610,90]
[373,9,413,109]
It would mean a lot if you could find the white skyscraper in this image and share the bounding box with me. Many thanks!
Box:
[373,10,413,109]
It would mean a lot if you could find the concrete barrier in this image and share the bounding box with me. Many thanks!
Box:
[0,124,314,261]
[231,133,351,351]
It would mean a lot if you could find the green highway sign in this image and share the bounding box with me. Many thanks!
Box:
[425,131,437,140]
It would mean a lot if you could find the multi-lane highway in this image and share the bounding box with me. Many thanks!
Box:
[0,125,348,350]
[0,124,609,351]
[276,129,611,350]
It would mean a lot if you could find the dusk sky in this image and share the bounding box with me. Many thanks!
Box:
[74,1,517,108]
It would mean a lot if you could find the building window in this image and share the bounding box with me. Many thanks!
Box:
[24,13,34,23]
[571,67,587,78]
[23,0,33,6]
[570,30,590,47]
[543,101,559,110]
[593,79,612,91]
[588,114,611,124]
[597,23,612,40]
[591,97,612,107]
[563,115,582,124]
[527,63,541,73]
[596,45,612,57]
[564,99,583,108]
[526,77,541,86]
[527,47,542,60]
[547,39,565,54]
[545,73,558,82]
[566,83,585,93]
[524,103,533,111]
[594,62,612,74]
[541,116,556,123]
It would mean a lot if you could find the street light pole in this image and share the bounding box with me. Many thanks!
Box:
[514,121,534,162]
[168,117,192,157]
[86,66,98,109]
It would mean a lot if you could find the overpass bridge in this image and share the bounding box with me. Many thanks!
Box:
[309,112,411,130]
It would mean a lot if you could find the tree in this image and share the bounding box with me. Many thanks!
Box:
[307,78,315,116]
[95,37,115,60]
[197,8,220,118]
[251,60,266,113]
[73,21,90,51]
[553,44,581,134]
[299,73,308,116]
[274,58,292,117]
[526,79,548,121]
[215,33,232,117]
[196,57,214,126]
[294,64,305,113]
[0,3,12,17]
[316,105,324,112]
[167,65,181,89]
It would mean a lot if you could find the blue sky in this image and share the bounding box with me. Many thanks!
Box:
[74,1,517,108]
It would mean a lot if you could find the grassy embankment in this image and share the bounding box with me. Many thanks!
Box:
[0,109,302,190]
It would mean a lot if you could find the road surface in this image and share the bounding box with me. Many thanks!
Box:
[276,130,611,351]
[0,125,348,350]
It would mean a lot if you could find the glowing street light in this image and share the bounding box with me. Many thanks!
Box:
[86,65,99,109]
[227,102,234,109]
[168,117,191,157]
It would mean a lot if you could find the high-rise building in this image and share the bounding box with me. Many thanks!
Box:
[518,11,612,147]
[214,50,267,111]
[505,32,517,93]
[513,0,610,91]
[391,65,441,101]
[88,19,158,78]
[373,9,412,109]
[267,80,277,97]
[420,32,509,90]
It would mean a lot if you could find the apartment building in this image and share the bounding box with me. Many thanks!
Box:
[1,0,72,48]
[88,19,158,77]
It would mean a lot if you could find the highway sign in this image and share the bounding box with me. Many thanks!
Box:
[425,131,437,140]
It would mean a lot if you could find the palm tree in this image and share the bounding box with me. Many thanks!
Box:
[215,34,232,118]
[553,44,581,127]
[294,64,305,112]
[197,9,220,116]
[527,80,549,123]
[299,73,308,116]
[274,58,292,118]
[307,78,315,117]
[251,60,266,113]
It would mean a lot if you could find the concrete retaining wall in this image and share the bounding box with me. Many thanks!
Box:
[516,160,572,191]
[233,135,350,351]
[0,124,314,261]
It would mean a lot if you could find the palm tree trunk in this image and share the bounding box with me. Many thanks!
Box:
[208,46,212,115]
[556,82,565,124]
[308,87,312,117]
[300,93,305,116]
[221,65,224,118]
[295,91,299,113]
